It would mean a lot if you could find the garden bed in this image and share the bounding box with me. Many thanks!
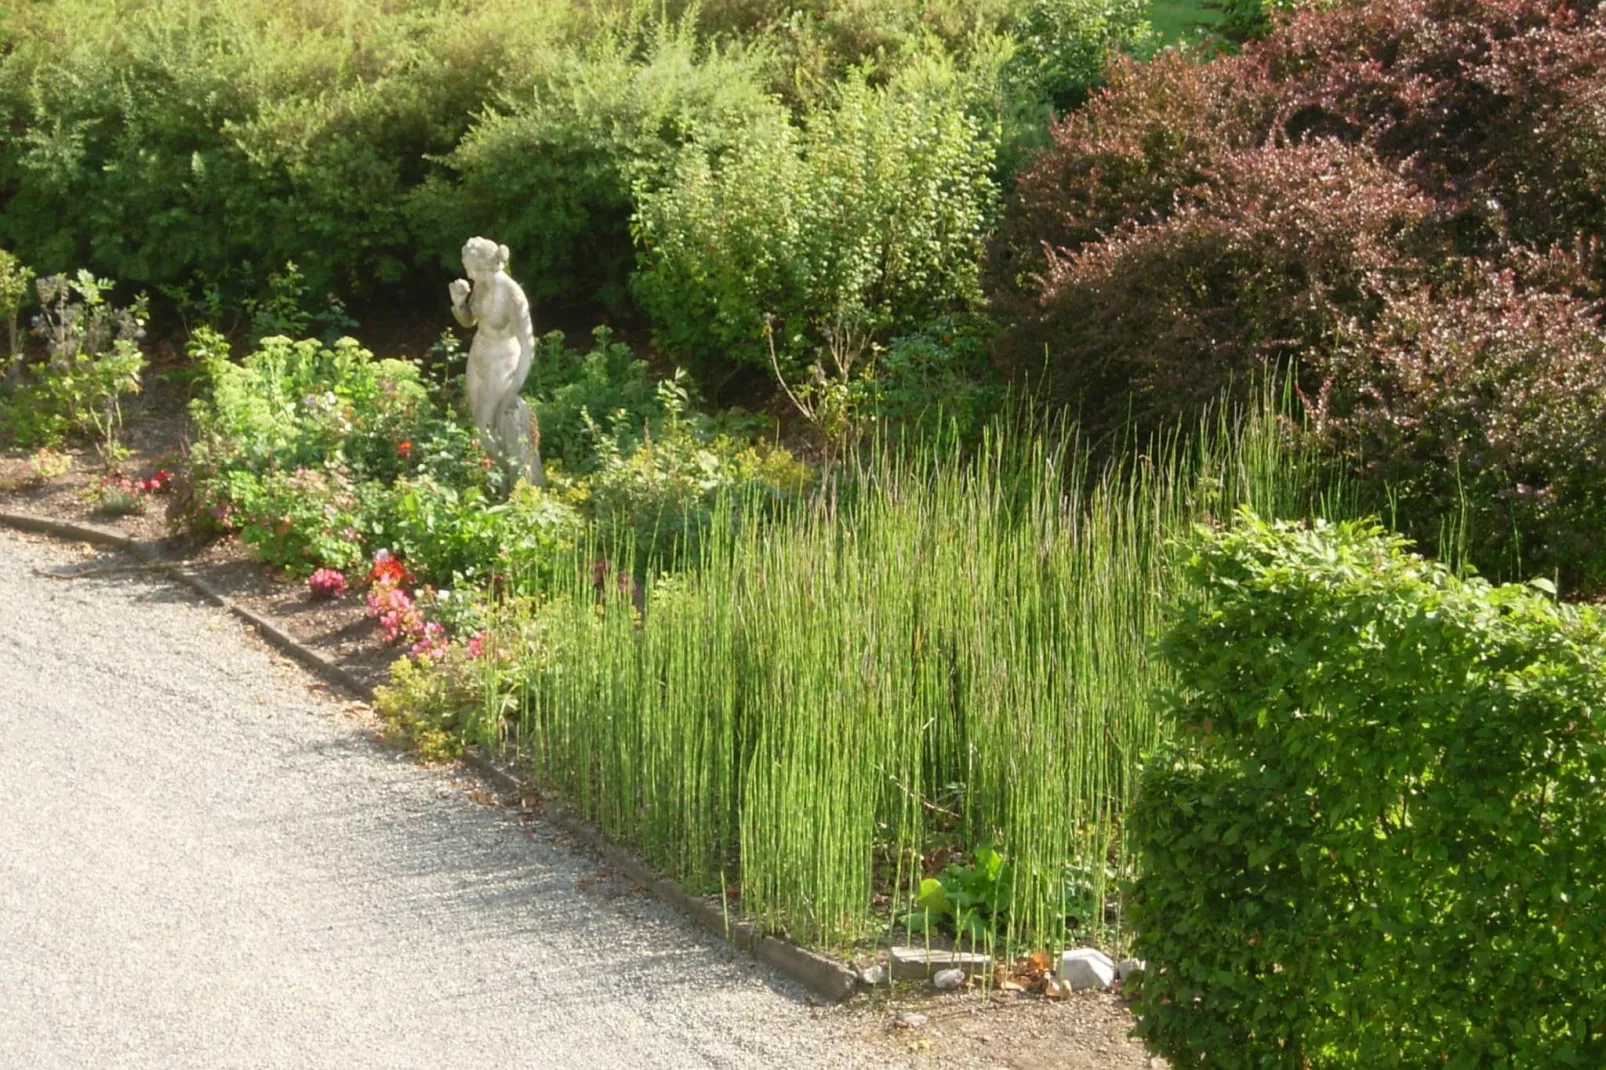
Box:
[0,402,1167,1070]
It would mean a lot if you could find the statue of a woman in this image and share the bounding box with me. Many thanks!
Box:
[449,237,544,486]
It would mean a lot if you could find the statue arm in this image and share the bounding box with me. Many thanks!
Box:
[449,278,475,327]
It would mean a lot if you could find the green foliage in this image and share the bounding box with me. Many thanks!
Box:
[188,331,433,485]
[631,59,999,382]
[383,478,580,593]
[242,261,359,346]
[0,247,32,369]
[575,374,811,569]
[903,847,1015,942]
[185,329,446,571]
[1,269,147,459]
[410,15,776,313]
[1129,512,1606,1067]
[231,465,369,574]
[525,327,667,472]
[0,0,578,299]
[374,650,481,762]
[1004,0,1152,110]
[870,314,1004,446]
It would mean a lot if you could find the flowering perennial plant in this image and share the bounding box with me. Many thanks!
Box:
[367,548,414,590]
[134,468,173,493]
[308,568,347,600]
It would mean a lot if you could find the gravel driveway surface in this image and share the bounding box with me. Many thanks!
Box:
[0,529,895,1070]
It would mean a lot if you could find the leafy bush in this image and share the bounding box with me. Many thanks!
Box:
[871,314,1005,445]
[1,270,147,457]
[0,0,577,300]
[231,465,369,574]
[188,331,434,486]
[1017,141,1435,429]
[994,0,1606,582]
[1003,0,1152,111]
[1129,513,1606,1068]
[1315,268,1606,590]
[184,329,450,571]
[382,477,579,593]
[525,327,667,472]
[374,648,485,762]
[631,59,999,382]
[1205,0,1315,44]
[408,16,776,314]
[999,0,1606,331]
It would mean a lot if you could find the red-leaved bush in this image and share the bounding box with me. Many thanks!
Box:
[1318,269,1606,584]
[1018,141,1435,429]
[995,0,1606,585]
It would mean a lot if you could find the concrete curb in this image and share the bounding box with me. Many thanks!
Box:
[0,507,860,1003]
[458,747,859,1002]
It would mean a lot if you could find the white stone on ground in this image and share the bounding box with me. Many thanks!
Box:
[1061,948,1116,990]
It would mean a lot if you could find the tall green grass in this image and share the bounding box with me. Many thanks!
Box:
[472,389,1346,952]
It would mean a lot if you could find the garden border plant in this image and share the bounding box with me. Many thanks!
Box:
[1129,511,1606,1067]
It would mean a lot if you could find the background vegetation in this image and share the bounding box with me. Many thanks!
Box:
[995,0,1606,587]
[4,1,1605,1064]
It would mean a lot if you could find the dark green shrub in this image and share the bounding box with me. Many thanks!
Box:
[0,0,573,299]
[407,17,776,314]
[1130,512,1606,1068]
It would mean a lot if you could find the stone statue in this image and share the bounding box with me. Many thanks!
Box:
[449,236,544,486]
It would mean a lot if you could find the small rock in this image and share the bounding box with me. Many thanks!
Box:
[892,1011,929,1030]
[932,967,966,991]
[1060,947,1115,991]
[1117,957,1146,982]
[889,945,992,979]
[858,965,887,986]
[1041,977,1066,1000]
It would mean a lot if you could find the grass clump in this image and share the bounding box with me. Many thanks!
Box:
[440,388,1345,953]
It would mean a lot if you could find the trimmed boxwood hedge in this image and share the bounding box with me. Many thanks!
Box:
[1130,512,1606,1068]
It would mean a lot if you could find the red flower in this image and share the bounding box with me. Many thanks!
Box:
[397,441,413,460]
[366,549,414,589]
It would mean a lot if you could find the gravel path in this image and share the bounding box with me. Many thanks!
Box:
[0,529,897,1070]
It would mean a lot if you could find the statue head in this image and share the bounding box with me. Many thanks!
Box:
[461,237,510,281]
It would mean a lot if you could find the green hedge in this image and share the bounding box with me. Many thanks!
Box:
[0,0,1149,329]
[1130,513,1606,1068]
